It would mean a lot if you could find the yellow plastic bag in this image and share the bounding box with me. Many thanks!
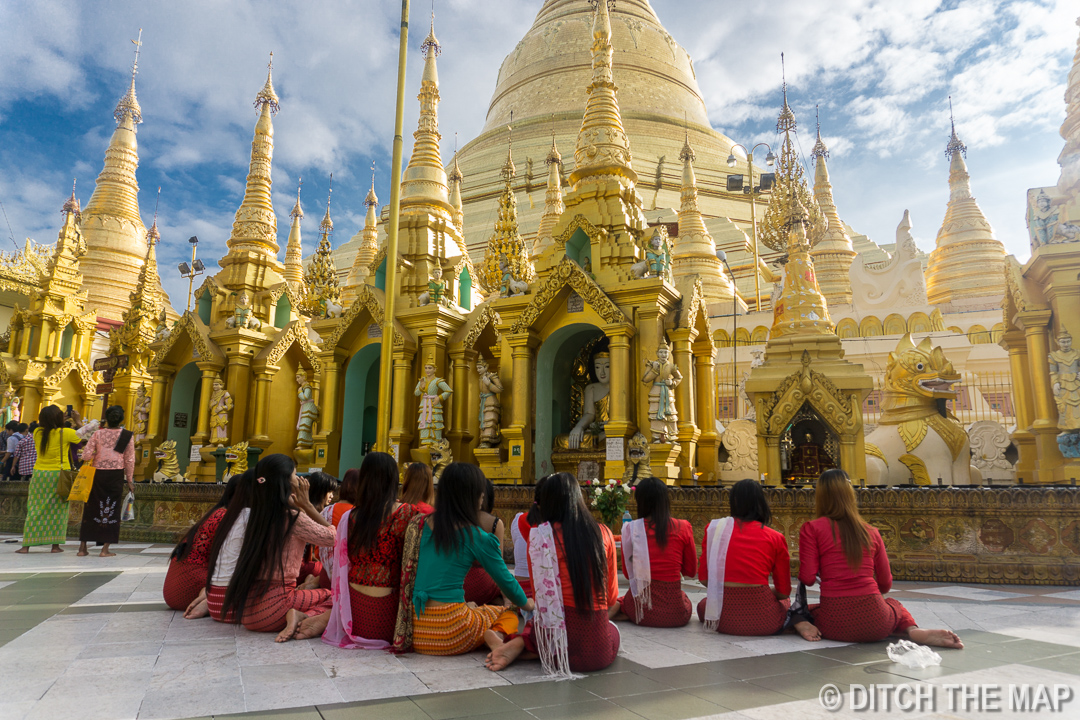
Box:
[68,463,95,503]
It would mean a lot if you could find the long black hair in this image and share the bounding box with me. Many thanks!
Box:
[537,472,607,612]
[306,471,339,508]
[37,405,64,456]
[430,463,485,553]
[729,478,772,526]
[347,452,400,557]
[482,477,495,514]
[206,454,298,624]
[339,468,361,505]
[104,405,133,453]
[634,477,672,547]
[525,475,548,526]
[172,470,253,561]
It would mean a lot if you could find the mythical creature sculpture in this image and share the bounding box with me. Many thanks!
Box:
[133,384,151,442]
[631,229,672,281]
[476,357,502,448]
[429,438,452,481]
[622,432,653,484]
[967,420,1015,481]
[414,353,452,446]
[153,440,185,483]
[864,334,981,486]
[642,340,681,442]
[226,291,262,330]
[719,419,759,477]
[224,440,249,480]
[499,254,529,297]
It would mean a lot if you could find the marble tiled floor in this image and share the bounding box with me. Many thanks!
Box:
[0,534,1078,720]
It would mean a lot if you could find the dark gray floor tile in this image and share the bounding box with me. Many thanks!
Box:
[609,688,729,720]
[217,708,323,719]
[492,680,596,709]
[683,680,793,711]
[712,651,844,679]
[1019,653,1080,676]
[628,662,739,689]
[319,698,429,720]
[949,630,1023,645]
[807,662,913,687]
[748,671,850,701]
[570,671,669,698]
[529,698,643,720]
[410,688,519,720]
[1007,639,1080,659]
[803,642,893,665]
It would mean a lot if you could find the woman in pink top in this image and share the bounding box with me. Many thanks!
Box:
[78,405,135,558]
[205,454,336,642]
[799,470,963,648]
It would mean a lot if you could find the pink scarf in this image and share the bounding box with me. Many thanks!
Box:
[528,523,579,680]
[621,519,651,623]
[702,517,734,632]
[321,509,391,650]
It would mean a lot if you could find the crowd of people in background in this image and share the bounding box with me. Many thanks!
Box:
[13,402,963,676]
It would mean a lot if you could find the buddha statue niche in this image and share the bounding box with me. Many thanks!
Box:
[555,351,611,451]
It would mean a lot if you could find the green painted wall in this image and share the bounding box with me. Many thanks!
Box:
[60,325,74,358]
[166,362,201,473]
[534,323,605,479]
[274,294,292,329]
[339,343,381,473]
[565,228,592,268]
[197,292,212,325]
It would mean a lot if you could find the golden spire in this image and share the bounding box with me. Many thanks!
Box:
[533,126,565,255]
[42,187,87,298]
[570,0,636,187]
[113,29,143,127]
[770,193,834,338]
[62,179,81,219]
[480,124,535,292]
[400,16,450,211]
[283,177,304,285]
[109,192,165,359]
[759,56,825,252]
[301,176,341,316]
[809,107,855,306]
[226,53,280,255]
[448,150,465,234]
[346,164,382,293]
[925,99,1006,305]
[673,131,734,301]
[1057,17,1080,201]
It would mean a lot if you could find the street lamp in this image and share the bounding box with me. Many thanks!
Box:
[177,235,205,313]
[717,250,738,422]
[726,143,775,312]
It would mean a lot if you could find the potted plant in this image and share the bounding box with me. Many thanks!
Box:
[586,478,633,537]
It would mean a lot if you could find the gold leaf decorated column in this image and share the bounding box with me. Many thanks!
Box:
[604,325,635,480]
[1017,309,1064,482]
[506,331,538,482]
[669,327,698,482]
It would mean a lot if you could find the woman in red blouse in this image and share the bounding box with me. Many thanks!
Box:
[800,470,962,648]
[698,479,802,636]
[163,470,251,615]
[620,477,697,627]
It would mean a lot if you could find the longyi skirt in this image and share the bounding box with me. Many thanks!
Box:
[22,470,69,547]
[79,469,125,545]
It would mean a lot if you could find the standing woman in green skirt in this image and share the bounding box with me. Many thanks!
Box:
[16,405,84,553]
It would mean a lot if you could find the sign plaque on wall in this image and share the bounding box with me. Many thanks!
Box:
[174,413,188,428]
[189,444,203,463]
[606,437,624,462]
[367,324,383,339]
[567,292,584,313]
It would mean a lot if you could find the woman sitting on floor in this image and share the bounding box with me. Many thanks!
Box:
[205,454,336,642]
[800,469,963,649]
[462,477,505,606]
[295,471,339,589]
[698,478,813,638]
[621,477,697,627]
[509,477,547,599]
[401,463,530,657]
[306,452,423,646]
[485,472,621,676]
[400,462,435,515]
[164,470,252,616]
[318,467,361,588]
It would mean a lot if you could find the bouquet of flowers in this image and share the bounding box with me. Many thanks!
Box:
[586,478,632,528]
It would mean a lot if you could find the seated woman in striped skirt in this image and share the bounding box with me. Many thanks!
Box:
[205,454,336,642]
[698,478,813,638]
[800,470,963,648]
[163,470,251,617]
[402,463,531,656]
[485,472,621,677]
[621,477,697,627]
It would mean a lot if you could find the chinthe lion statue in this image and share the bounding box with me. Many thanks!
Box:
[224,441,249,482]
[153,440,186,483]
[865,334,981,486]
[429,438,452,482]
[622,432,653,484]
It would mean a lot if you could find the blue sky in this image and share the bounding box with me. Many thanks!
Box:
[0,0,1075,307]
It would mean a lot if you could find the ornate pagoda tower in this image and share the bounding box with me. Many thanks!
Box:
[342,171,381,301]
[745,91,872,485]
[925,107,1007,306]
[673,133,734,305]
[478,131,535,294]
[283,181,305,287]
[532,134,565,257]
[809,113,856,306]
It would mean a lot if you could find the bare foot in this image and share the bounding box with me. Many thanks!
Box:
[794,620,822,642]
[275,608,303,643]
[14,547,28,554]
[300,574,320,590]
[294,611,330,640]
[483,628,506,652]
[484,636,525,671]
[51,545,64,553]
[99,551,116,558]
[77,550,89,557]
[184,599,209,620]
[908,627,963,649]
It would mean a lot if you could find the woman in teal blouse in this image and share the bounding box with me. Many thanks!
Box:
[410,463,533,656]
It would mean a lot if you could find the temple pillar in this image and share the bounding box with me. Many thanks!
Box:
[251,370,274,443]
[18,325,31,356]
[670,328,699,482]
[448,347,477,462]
[694,345,719,484]
[505,331,539,483]
[635,308,662,436]
[389,348,416,464]
[147,370,171,443]
[37,319,54,359]
[604,325,635,481]
[1002,328,1037,478]
[313,349,346,474]
[1018,309,1064,483]
[224,355,252,444]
